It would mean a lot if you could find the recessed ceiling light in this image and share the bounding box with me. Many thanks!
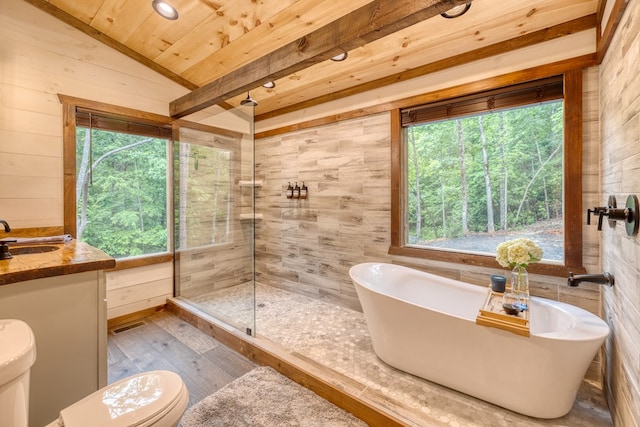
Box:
[262,81,276,89]
[152,0,179,20]
[440,2,471,19]
[331,52,348,62]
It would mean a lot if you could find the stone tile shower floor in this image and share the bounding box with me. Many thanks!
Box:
[185,283,613,427]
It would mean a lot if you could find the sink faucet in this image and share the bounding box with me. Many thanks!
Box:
[568,272,615,287]
[0,220,10,233]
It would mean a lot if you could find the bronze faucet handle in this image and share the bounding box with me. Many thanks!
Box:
[587,207,607,225]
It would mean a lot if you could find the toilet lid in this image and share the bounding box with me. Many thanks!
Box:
[59,370,185,427]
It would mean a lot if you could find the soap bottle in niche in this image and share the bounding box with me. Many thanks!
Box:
[300,182,308,199]
[293,182,300,199]
[286,182,293,199]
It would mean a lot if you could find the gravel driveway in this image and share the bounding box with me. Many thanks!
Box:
[422,230,564,262]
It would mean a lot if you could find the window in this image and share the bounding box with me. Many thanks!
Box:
[174,126,237,249]
[61,97,242,266]
[390,72,584,276]
[61,97,174,261]
[75,115,171,258]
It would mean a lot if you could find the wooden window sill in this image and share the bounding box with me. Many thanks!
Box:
[107,252,173,271]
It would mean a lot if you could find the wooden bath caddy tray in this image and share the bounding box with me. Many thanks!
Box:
[476,288,530,337]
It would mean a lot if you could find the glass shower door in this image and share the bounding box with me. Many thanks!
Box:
[173,106,255,335]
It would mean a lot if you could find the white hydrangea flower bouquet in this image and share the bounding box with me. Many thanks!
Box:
[495,238,543,269]
[496,238,543,311]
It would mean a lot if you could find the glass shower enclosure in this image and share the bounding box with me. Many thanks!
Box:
[173,104,256,335]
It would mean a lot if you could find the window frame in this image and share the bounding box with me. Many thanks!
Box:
[389,70,585,277]
[60,95,175,269]
[60,96,245,270]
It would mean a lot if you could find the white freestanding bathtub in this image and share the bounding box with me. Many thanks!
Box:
[349,262,610,419]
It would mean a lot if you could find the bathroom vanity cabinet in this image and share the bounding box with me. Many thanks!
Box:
[0,255,111,427]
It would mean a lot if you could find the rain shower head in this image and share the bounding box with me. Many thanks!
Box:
[240,92,258,107]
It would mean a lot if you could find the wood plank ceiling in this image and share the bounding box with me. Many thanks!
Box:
[26,0,599,119]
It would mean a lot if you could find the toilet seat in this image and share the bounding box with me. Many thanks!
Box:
[56,370,188,427]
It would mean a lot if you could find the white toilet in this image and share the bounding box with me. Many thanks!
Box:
[0,319,189,427]
[0,318,36,427]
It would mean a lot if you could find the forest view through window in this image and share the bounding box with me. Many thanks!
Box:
[76,125,170,259]
[405,100,564,262]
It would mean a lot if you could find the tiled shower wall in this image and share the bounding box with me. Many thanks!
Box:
[176,127,254,298]
[255,72,602,316]
[600,0,640,424]
[255,114,393,310]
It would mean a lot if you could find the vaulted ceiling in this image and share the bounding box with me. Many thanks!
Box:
[26,0,599,119]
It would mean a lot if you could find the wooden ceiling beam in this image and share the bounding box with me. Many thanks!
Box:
[596,0,630,63]
[169,0,472,118]
[256,14,597,122]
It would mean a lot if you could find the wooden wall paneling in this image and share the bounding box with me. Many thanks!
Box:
[0,176,60,201]
[599,0,640,422]
[106,262,173,291]
[106,263,174,319]
[107,278,172,310]
[107,293,172,320]
[0,129,60,159]
[2,227,65,238]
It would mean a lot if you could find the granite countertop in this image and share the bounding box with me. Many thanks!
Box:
[0,239,116,286]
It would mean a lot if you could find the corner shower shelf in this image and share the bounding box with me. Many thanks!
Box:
[239,213,263,221]
[239,180,263,187]
[476,287,530,337]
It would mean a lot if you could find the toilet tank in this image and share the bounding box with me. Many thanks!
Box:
[0,319,37,427]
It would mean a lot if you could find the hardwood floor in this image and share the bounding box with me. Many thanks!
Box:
[107,310,257,408]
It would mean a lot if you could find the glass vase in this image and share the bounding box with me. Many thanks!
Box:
[511,265,529,311]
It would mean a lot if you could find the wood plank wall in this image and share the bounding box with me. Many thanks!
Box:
[599,0,640,423]
[106,262,173,319]
[0,0,187,229]
[255,113,393,310]
[0,0,187,318]
[3,0,632,414]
